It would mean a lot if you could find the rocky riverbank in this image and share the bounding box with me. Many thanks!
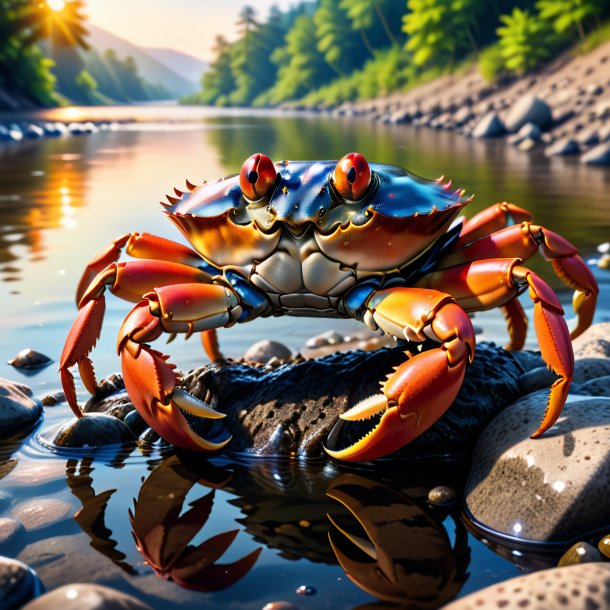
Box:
[322,40,610,166]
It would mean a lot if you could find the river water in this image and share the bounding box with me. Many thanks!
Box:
[0,105,609,609]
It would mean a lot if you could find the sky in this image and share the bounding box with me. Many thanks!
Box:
[86,0,297,61]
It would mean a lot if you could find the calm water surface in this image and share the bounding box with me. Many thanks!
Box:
[0,106,609,609]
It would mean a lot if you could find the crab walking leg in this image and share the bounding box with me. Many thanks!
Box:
[326,288,475,462]
[500,297,528,351]
[455,202,533,248]
[76,232,206,305]
[417,258,574,437]
[440,221,598,339]
[60,261,212,418]
[118,283,242,451]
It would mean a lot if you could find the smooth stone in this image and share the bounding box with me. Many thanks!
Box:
[0,518,24,548]
[21,584,153,610]
[598,253,610,269]
[574,358,610,383]
[518,365,558,395]
[472,111,506,138]
[513,121,542,144]
[5,462,66,488]
[427,486,457,507]
[24,125,44,139]
[8,349,52,370]
[443,563,610,610]
[0,491,11,512]
[545,137,579,156]
[243,340,292,364]
[558,541,603,566]
[42,413,136,448]
[505,94,552,132]
[123,410,147,436]
[577,126,600,146]
[0,556,44,610]
[41,391,65,406]
[517,137,538,151]
[11,498,72,532]
[578,376,610,397]
[582,142,610,165]
[599,535,610,559]
[0,378,42,436]
[572,322,610,359]
[465,394,610,542]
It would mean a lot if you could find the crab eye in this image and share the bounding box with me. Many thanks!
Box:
[333,152,371,201]
[240,153,277,201]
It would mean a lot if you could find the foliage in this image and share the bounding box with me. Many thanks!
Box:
[479,43,505,81]
[496,8,554,75]
[537,0,603,41]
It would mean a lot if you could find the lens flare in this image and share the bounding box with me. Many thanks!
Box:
[47,0,66,11]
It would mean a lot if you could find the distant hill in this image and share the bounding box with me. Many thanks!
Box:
[85,24,199,98]
[143,47,207,86]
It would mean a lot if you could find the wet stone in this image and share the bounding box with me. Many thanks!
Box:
[0,556,44,610]
[7,349,52,370]
[599,535,610,559]
[11,498,72,532]
[40,392,65,407]
[21,583,153,610]
[443,563,610,610]
[0,378,42,436]
[558,541,603,566]
[5,462,66,489]
[123,410,147,436]
[0,518,24,548]
[428,486,457,507]
[243,340,292,364]
[41,413,136,448]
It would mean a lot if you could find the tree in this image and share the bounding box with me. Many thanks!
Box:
[198,35,236,105]
[339,0,400,51]
[537,0,602,42]
[497,8,553,75]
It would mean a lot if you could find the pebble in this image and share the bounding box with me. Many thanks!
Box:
[40,391,65,406]
[40,413,136,448]
[21,584,153,610]
[599,535,610,559]
[0,378,43,436]
[518,137,538,151]
[465,394,610,542]
[305,330,345,348]
[243,340,292,364]
[0,556,44,610]
[7,349,52,370]
[472,111,506,138]
[504,94,552,132]
[545,137,579,156]
[582,142,610,165]
[5,462,66,489]
[427,486,457,507]
[0,518,24,548]
[295,585,316,596]
[11,498,72,532]
[598,253,610,269]
[558,541,603,566]
[443,563,610,610]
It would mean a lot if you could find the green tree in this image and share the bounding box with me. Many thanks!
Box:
[197,35,237,105]
[339,0,399,49]
[537,0,602,42]
[497,8,553,75]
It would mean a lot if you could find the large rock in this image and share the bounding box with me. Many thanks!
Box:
[472,111,506,138]
[505,95,552,132]
[443,563,610,610]
[545,137,579,156]
[465,393,610,543]
[243,340,292,364]
[0,556,44,610]
[572,322,610,359]
[0,379,42,437]
[21,584,153,610]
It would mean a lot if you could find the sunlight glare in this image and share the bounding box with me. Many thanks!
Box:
[47,0,66,11]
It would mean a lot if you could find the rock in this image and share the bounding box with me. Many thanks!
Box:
[4,462,66,489]
[518,365,558,395]
[443,563,610,610]
[243,340,292,364]
[582,142,610,165]
[453,106,474,127]
[545,137,579,156]
[517,137,538,151]
[599,534,610,559]
[24,124,44,139]
[472,111,506,138]
[123,410,148,436]
[577,126,600,147]
[0,518,24,548]
[427,486,457,507]
[505,95,552,132]
[0,378,42,437]
[598,242,610,254]
[573,358,610,383]
[516,122,542,143]
[577,376,610,397]
[465,394,610,543]
[21,584,153,610]
[572,322,610,358]
[587,83,604,96]
[389,109,410,124]
[295,585,316,596]
[0,556,44,610]
[8,125,23,141]
[41,391,65,406]
[262,603,300,610]
[39,413,136,448]
[598,254,610,269]
[305,330,345,348]
[8,349,52,370]
[558,541,603,566]
[11,498,73,531]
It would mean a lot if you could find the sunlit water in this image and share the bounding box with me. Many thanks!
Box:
[0,106,609,609]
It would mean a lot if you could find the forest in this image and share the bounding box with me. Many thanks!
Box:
[0,0,169,108]
[186,0,610,108]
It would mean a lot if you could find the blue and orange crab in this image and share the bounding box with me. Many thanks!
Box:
[60,153,598,462]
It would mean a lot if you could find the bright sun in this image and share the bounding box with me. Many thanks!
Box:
[47,0,66,11]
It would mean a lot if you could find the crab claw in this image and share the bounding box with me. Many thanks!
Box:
[119,302,229,452]
[326,295,474,462]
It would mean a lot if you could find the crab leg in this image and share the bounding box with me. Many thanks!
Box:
[118,283,242,451]
[326,288,475,462]
[60,261,212,418]
[417,258,573,436]
[440,221,598,339]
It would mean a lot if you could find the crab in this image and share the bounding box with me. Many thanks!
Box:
[60,152,598,462]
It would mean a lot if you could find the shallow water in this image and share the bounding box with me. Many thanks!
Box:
[0,106,609,609]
